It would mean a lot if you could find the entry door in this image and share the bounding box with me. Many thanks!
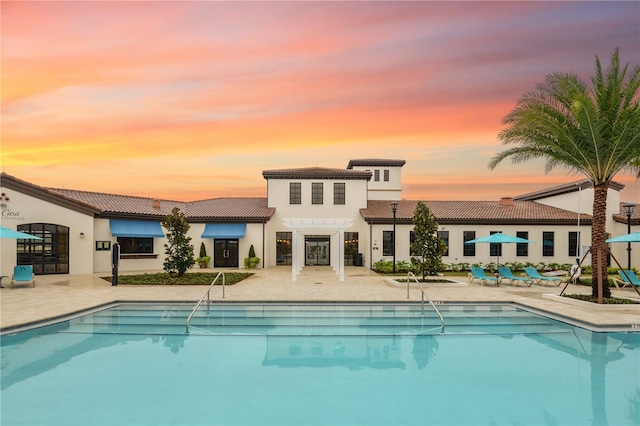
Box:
[214,239,239,268]
[305,236,330,266]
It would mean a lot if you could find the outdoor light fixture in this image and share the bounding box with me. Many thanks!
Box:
[391,201,398,274]
[623,203,635,270]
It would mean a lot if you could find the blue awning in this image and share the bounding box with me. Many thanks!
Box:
[202,223,246,239]
[109,219,165,238]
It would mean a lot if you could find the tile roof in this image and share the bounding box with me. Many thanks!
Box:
[514,179,624,201]
[187,198,275,221]
[360,200,591,224]
[50,189,275,222]
[262,167,371,180]
[613,202,640,225]
[49,189,186,218]
[346,159,406,169]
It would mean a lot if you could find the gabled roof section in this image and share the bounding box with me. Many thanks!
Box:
[514,179,624,201]
[49,188,185,219]
[347,159,406,169]
[613,202,640,226]
[360,200,591,225]
[187,198,275,222]
[1,173,100,216]
[262,167,371,180]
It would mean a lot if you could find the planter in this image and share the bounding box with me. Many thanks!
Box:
[542,294,640,311]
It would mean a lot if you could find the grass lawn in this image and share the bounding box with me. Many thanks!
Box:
[101,272,253,285]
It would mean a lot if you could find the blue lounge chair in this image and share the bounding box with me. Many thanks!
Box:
[524,267,563,287]
[498,266,533,287]
[11,265,35,288]
[612,270,640,290]
[468,266,501,286]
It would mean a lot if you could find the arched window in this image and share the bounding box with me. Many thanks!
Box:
[17,223,69,274]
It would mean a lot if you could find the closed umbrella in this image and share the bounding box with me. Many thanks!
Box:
[0,227,42,239]
[465,232,535,271]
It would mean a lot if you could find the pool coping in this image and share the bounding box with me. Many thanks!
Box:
[2,299,639,336]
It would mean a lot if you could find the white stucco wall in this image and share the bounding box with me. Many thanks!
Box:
[0,189,95,276]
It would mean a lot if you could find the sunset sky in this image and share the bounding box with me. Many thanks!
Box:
[2,1,639,204]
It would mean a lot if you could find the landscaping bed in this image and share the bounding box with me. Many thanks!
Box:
[101,272,253,285]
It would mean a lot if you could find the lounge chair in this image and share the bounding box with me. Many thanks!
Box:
[524,267,563,287]
[468,266,501,286]
[498,266,533,287]
[612,270,640,290]
[11,265,35,288]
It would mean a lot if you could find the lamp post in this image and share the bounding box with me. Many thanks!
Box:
[623,204,635,270]
[391,201,398,274]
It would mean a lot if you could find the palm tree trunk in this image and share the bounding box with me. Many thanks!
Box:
[591,183,611,299]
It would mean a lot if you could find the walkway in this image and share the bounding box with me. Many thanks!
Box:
[1,267,639,331]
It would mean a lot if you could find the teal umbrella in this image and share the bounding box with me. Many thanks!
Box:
[606,232,640,243]
[0,227,42,239]
[465,232,535,270]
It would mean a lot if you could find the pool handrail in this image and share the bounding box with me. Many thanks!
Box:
[186,271,225,333]
[406,272,444,333]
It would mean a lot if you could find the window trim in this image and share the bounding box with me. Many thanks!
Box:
[311,182,323,205]
[289,182,302,205]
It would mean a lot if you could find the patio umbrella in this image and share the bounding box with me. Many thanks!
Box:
[0,226,42,239]
[605,232,640,243]
[465,232,535,271]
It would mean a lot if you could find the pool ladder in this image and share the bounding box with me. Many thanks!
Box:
[406,272,445,333]
[186,272,225,333]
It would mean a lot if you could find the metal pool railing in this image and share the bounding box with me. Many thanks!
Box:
[406,272,445,333]
[186,271,225,333]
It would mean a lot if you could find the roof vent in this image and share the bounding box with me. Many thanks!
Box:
[152,199,161,209]
[499,197,514,207]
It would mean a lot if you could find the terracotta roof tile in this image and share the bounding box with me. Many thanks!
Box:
[360,200,591,224]
[49,189,185,217]
[187,198,275,221]
[262,167,371,180]
[514,179,624,201]
[613,202,640,225]
[346,159,406,169]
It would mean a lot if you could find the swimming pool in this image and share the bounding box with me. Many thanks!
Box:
[1,302,639,425]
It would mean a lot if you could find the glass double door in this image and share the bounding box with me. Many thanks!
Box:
[214,239,239,268]
[305,236,330,266]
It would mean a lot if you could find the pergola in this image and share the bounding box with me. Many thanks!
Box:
[282,218,354,282]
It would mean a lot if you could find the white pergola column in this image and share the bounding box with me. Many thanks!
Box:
[338,229,345,281]
[282,218,354,282]
[291,228,298,282]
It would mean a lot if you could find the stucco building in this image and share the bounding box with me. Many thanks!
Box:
[1,159,638,280]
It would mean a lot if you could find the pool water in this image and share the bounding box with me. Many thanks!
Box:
[1,303,639,425]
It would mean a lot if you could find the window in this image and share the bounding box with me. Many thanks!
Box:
[568,231,580,257]
[344,232,359,265]
[383,169,390,182]
[410,231,416,256]
[383,230,394,256]
[289,182,301,205]
[463,231,476,256]
[437,230,449,256]
[374,170,380,182]
[118,237,153,254]
[516,232,528,256]
[489,231,502,257]
[333,183,345,205]
[276,232,292,265]
[543,232,554,257]
[312,182,323,205]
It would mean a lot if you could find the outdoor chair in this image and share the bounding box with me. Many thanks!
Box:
[11,265,35,288]
[468,266,501,286]
[612,270,640,290]
[523,267,563,287]
[497,266,533,287]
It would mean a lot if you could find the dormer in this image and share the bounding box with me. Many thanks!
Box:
[347,159,405,201]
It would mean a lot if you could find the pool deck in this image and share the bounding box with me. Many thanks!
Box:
[1,266,639,332]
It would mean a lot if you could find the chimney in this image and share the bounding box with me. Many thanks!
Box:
[499,197,514,207]
[152,199,161,210]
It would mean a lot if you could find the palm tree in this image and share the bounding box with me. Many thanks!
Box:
[489,48,640,301]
